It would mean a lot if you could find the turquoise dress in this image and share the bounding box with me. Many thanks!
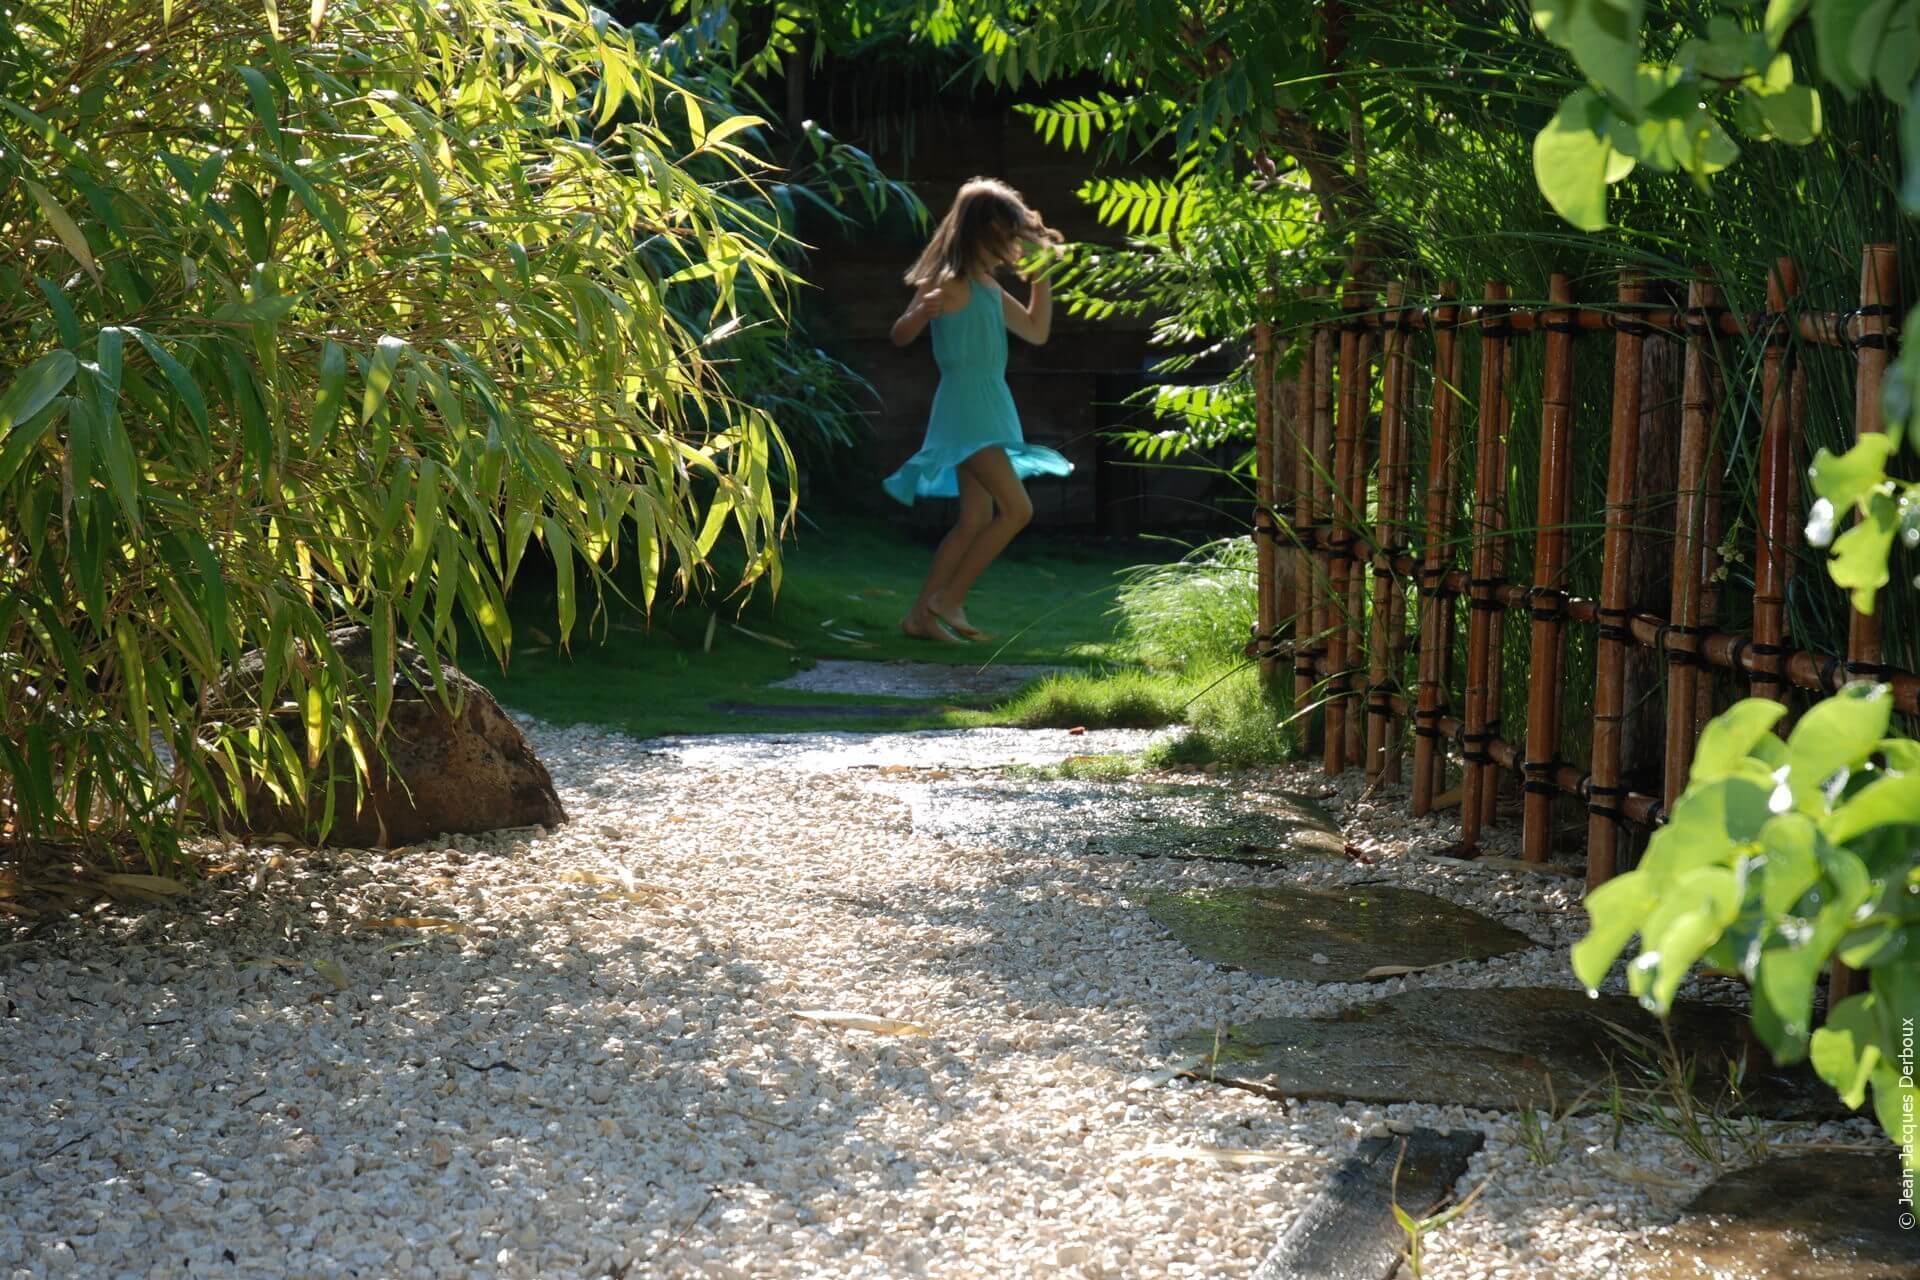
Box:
[882,277,1073,505]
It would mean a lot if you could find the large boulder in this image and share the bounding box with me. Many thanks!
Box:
[211,625,567,847]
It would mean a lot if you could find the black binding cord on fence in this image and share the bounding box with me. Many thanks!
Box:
[1467,575,1507,612]
[1846,658,1896,682]
[1724,634,1755,681]
[1843,302,1900,353]
[1541,318,1582,334]
[1521,757,1563,796]
[1758,311,1791,349]
[1480,321,1516,339]
[1683,304,1728,336]
[1527,586,1567,621]
[1595,605,1634,643]
[1586,780,1631,825]
[1659,622,1712,666]
[1746,638,1788,685]
[1820,653,1846,691]
[1610,315,1656,338]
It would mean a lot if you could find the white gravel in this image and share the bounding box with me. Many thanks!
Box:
[0,722,1882,1280]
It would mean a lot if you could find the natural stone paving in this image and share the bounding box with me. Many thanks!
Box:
[892,777,1348,863]
[772,658,1062,700]
[1144,884,1537,983]
[1630,1152,1919,1279]
[1177,986,1850,1121]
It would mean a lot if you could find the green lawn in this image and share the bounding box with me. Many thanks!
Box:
[468,514,1157,739]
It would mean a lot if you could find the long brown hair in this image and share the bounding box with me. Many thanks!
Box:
[904,177,1060,287]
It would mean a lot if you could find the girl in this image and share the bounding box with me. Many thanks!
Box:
[883,177,1072,642]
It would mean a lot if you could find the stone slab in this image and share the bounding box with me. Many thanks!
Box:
[905,778,1346,863]
[1178,987,1847,1121]
[641,727,1163,773]
[1254,1128,1486,1280]
[1146,885,1537,983]
[1638,1152,1918,1279]
[709,700,941,719]
[772,659,1061,700]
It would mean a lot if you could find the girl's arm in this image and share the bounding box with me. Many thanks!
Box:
[1001,249,1054,345]
[891,283,955,347]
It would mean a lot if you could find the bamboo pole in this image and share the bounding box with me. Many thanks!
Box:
[1587,275,1650,888]
[1833,243,1899,1010]
[1521,274,1577,863]
[1325,283,1365,773]
[1369,283,1415,781]
[1344,297,1376,771]
[1461,282,1511,847]
[1293,295,1323,742]
[1254,305,1278,686]
[1308,296,1338,756]
[1412,284,1463,816]
[1663,281,1722,806]
[1273,333,1298,646]
[1480,333,1517,827]
[1752,260,1800,703]
[1845,244,1899,683]
[1383,339,1415,786]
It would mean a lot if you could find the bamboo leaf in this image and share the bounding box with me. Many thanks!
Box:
[24,181,100,283]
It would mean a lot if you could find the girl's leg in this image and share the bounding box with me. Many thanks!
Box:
[903,469,994,640]
[934,447,1032,622]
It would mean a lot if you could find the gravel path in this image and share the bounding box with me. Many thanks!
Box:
[0,721,1881,1280]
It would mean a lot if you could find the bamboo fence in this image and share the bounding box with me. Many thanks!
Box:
[1249,247,1913,923]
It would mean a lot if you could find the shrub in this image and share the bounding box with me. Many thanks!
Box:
[0,1,793,859]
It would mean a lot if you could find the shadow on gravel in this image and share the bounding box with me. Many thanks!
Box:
[0,843,964,1278]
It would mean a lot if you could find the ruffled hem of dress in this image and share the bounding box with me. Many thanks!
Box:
[882,441,1073,506]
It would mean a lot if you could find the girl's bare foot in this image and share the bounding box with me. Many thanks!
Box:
[901,609,967,643]
[926,596,985,640]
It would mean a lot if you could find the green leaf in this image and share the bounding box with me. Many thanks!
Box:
[23,180,100,283]
[1689,699,1790,785]
[1574,871,1658,990]
[1534,89,1633,231]
[1827,491,1898,614]
[310,339,347,447]
[1757,813,1827,919]
[1532,0,1645,101]
[360,334,406,425]
[1630,866,1740,1011]
[1810,434,1896,511]
[128,329,209,439]
[237,67,285,156]
[0,350,78,437]
[1825,772,1920,845]
[1643,777,1775,876]
[1815,0,1890,94]
[1810,992,1882,1107]
[1765,0,1811,45]
[1787,683,1893,810]
[1748,81,1822,145]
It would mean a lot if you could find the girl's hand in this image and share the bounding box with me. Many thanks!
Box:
[916,282,954,316]
[1014,240,1061,280]
[891,281,957,346]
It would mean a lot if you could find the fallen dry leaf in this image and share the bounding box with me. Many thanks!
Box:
[1361,962,1447,981]
[1067,725,1087,736]
[100,873,189,897]
[730,623,795,650]
[310,958,351,989]
[359,916,470,934]
[794,1009,929,1037]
